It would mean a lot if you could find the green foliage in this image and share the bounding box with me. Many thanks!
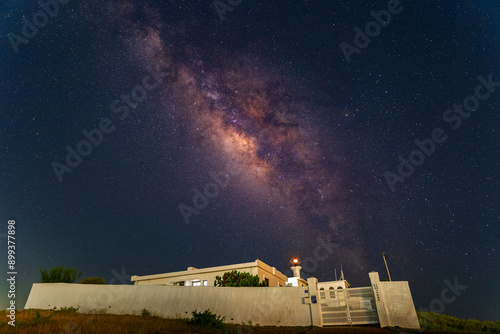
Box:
[31,311,52,325]
[53,306,80,313]
[188,309,225,330]
[39,266,82,283]
[79,276,106,284]
[214,270,268,287]
[241,320,253,326]
[417,311,500,333]
[141,308,151,317]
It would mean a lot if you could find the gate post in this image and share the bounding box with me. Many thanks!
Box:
[306,277,322,327]
[369,272,390,327]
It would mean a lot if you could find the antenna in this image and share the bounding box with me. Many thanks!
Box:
[382,252,392,281]
[335,268,337,281]
[340,264,345,280]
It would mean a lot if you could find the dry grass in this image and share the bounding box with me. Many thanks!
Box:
[0,309,217,334]
[0,309,447,334]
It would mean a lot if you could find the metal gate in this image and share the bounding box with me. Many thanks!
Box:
[318,286,379,326]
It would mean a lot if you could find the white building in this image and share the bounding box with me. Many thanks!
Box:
[25,257,420,329]
[287,257,308,287]
[131,259,288,287]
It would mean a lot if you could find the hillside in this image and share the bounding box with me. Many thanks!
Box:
[0,309,498,333]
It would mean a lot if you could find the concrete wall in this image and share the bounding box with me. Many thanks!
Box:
[24,283,313,326]
[380,281,420,328]
[369,272,420,329]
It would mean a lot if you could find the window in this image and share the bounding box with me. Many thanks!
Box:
[192,280,201,286]
[264,278,269,287]
[174,281,184,286]
[203,280,208,286]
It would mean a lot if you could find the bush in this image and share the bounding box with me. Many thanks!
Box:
[214,270,268,287]
[417,311,500,333]
[39,266,81,283]
[31,311,52,325]
[188,309,225,330]
[79,276,106,284]
[141,308,151,317]
[54,306,79,313]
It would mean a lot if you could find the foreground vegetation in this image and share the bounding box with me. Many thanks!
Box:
[412,311,500,333]
[0,309,498,333]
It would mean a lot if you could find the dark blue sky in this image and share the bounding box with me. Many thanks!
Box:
[1,0,499,321]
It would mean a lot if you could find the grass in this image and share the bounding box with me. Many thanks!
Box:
[412,311,500,333]
[0,310,204,334]
[53,306,80,313]
[0,309,498,333]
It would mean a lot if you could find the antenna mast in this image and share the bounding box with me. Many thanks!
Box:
[382,252,392,281]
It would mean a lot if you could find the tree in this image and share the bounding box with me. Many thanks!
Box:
[79,276,106,284]
[214,270,268,287]
[39,266,82,283]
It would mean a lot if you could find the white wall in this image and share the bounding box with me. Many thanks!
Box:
[24,283,313,327]
[379,281,420,328]
[369,272,420,329]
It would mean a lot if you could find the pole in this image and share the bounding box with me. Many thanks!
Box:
[382,252,392,281]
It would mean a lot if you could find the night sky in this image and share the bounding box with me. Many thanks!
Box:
[1,0,499,322]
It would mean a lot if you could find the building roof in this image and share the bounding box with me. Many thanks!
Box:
[131,259,288,282]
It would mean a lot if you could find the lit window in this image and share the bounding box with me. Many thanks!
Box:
[192,280,201,286]
[203,280,208,286]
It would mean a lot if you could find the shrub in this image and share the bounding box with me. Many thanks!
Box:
[39,266,81,283]
[141,308,151,317]
[417,311,500,333]
[79,276,106,284]
[188,309,225,330]
[54,306,79,313]
[214,270,268,287]
[31,311,52,325]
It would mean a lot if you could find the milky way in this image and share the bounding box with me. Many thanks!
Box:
[106,0,359,235]
[3,0,497,320]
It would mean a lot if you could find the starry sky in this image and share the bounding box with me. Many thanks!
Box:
[0,0,499,321]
